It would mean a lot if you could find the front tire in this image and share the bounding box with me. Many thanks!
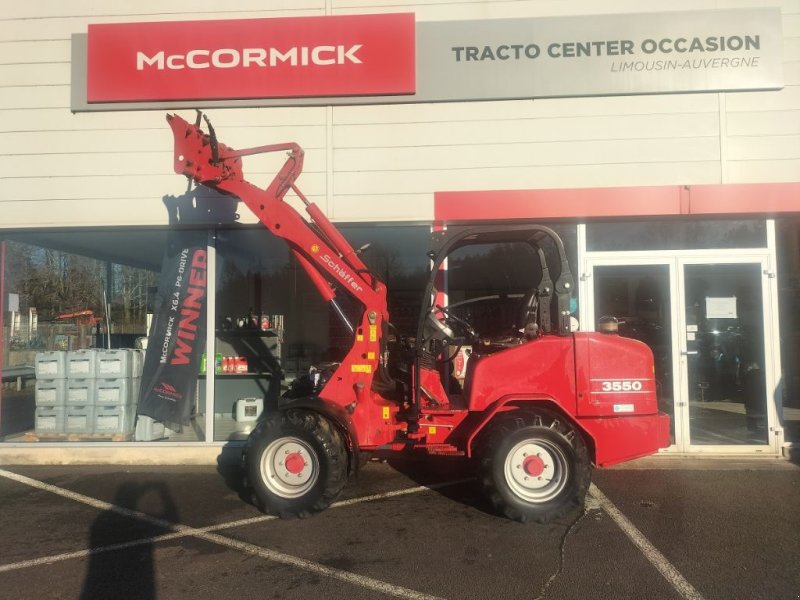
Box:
[246,409,348,518]
[478,411,590,523]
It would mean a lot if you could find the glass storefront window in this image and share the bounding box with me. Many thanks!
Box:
[587,219,767,251]
[777,218,800,445]
[441,224,579,335]
[212,224,431,441]
[0,229,205,443]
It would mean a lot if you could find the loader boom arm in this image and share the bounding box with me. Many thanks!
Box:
[167,113,388,319]
[167,113,392,442]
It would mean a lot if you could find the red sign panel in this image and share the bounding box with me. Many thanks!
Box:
[87,13,416,102]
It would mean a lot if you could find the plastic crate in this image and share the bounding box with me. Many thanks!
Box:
[130,349,145,378]
[35,406,66,434]
[35,378,67,407]
[134,415,166,441]
[64,405,95,434]
[96,349,133,379]
[94,404,136,435]
[67,349,96,379]
[94,377,134,406]
[35,351,67,379]
[66,378,96,406]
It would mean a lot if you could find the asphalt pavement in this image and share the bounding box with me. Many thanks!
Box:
[0,454,797,599]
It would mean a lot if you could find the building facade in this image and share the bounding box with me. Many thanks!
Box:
[0,1,798,462]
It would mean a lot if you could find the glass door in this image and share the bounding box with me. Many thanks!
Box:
[587,261,681,448]
[584,256,779,454]
[679,260,773,449]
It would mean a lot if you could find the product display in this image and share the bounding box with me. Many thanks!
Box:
[33,348,144,438]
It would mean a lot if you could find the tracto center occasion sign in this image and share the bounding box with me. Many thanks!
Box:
[417,7,782,102]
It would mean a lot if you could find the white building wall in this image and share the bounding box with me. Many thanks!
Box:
[0,0,797,228]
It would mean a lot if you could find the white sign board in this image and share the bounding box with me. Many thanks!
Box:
[706,296,738,319]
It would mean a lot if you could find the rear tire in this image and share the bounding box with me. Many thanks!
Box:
[246,409,348,518]
[478,411,590,523]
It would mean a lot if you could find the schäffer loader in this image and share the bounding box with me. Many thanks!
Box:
[167,112,670,523]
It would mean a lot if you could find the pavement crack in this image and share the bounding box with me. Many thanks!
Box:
[533,508,589,600]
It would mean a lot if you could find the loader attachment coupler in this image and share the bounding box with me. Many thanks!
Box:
[167,112,304,201]
[168,113,243,188]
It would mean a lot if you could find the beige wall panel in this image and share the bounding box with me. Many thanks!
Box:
[333,113,719,148]
[333,161,721,196]
[333,137,720,172]
[727,159,800,182]
[783,61,800,86]
[0,9,325,41]
[55,106,330,130]
[727,135,800,160]
[0,198,181,227]
[333,1,717,18]
[0,107,326,133]
[0,152,173,179]
[183,107,328,128]
[2,0,323,19]
[0,129,178,155]
[784,38,800,61]
[0,40,70,64]
[0,63,69,86]
[333,95,719,125]
[0,86,69,110]
[726,87,800,112]
[726,110,800,136]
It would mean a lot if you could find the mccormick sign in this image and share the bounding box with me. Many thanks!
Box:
[86,13,416,102]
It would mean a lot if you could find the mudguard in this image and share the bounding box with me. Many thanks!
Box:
[276,395,360,462]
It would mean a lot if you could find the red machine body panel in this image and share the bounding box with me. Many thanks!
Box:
[574,332,659,417]
[466,336,577,413]
[579,413,671,467]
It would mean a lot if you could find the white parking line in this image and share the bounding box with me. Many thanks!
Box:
[589,483,706,600]
[0,467,704,599]
[0,468,458,599]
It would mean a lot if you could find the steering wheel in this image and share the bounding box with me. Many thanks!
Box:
[425,305,478,363]
[438,305,478,341]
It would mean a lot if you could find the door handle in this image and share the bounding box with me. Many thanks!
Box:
[681,350,698,356]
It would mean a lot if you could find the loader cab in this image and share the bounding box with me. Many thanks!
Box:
[411,225,576,410]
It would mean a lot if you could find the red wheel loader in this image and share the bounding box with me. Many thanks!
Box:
[167,112,670,523]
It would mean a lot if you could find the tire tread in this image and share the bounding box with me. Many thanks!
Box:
[246,409,348,518]
[477,409,591,523]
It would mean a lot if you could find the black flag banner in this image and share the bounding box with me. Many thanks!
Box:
[138,230,208,431]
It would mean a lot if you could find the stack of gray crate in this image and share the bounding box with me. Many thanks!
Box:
[34,349,144,436]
